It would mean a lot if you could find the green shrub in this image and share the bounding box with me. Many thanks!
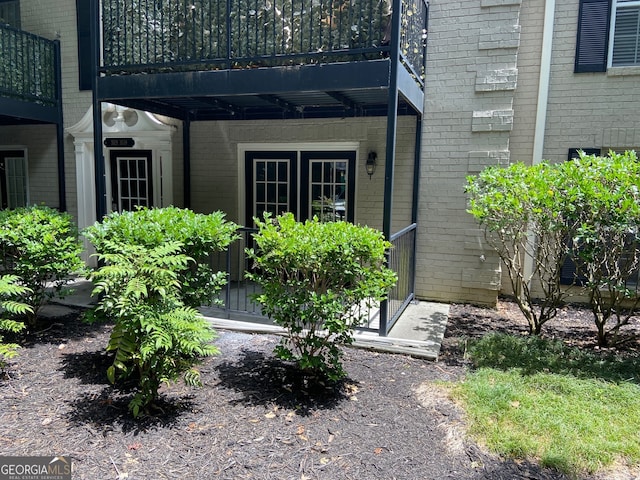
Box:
[566,151,640,346]
[89,241,219,417]
[0,275,31,369]
[466,162,577,335]
[246,213,397,380]
[84,206,239,308]
[0,206,84,325]
[467,150,640,346]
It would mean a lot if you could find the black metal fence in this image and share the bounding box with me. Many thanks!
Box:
[0,24,58,106]
[100,0,426,82]
[212,224,415,336]
[209,227,263,318]
[380,222,416,335]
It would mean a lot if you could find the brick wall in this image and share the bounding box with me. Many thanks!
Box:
[544,0,640,160]
[418,0,523,305]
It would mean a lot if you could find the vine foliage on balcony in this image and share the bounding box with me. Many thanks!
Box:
[0,25,57,105]
[101,0,393,70]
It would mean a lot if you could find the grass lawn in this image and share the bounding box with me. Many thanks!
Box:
[447,333,640,477]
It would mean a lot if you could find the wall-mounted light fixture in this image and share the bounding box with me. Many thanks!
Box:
[366,151,377,179]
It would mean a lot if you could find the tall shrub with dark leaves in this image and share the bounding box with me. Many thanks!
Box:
[566,151,640,347]
[466,162,578,335]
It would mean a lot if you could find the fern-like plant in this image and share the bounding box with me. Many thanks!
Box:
[88,241,219,417]
[0,275,31,369]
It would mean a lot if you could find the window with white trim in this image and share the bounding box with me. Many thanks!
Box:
[610,0,640,67]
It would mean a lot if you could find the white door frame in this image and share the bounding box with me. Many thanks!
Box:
[67,104,176,262]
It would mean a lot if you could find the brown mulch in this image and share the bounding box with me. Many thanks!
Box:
[1,301,637,480]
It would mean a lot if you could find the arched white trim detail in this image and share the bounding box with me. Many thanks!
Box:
[67,104,176,262]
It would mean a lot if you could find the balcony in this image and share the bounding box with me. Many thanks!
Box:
[89,0,427,334]
[96,0,428,120]
[0,24,61,125]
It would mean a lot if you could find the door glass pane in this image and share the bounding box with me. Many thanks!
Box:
[278,162,288,182]
[267,183,276,203]
[116,156,151,211]
[266,162,276,181]
[253,159,290,221]
[309,159,348,222]
[311,162,322,182]
[5,157,27,209]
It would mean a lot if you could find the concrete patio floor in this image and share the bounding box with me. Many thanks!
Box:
[42,278,449,360]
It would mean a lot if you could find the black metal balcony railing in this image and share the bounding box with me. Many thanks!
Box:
[209,224,415,337]
[0,24,58,106]
[100,0,426,83]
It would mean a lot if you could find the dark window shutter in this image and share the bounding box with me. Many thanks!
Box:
[560,148,602,285]
[76,0,93,91]
[575,0,612,73]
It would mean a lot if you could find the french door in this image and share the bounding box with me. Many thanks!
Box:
[0,150,28,209]
[245,151,298,226]
[245,150,355,226]
[109,150,153,212]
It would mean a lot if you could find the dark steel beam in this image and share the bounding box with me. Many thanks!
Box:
[379,0,403,337]
[397,66,425,115]
[193,97,243,116]
[97,60,392,100]
[54,40,66,212]
[183,117,191,209]
[257,94,301,116]
[108,99,190,121]
[0,97,58,124]
[326,91,363,115]
[91,0,107,220]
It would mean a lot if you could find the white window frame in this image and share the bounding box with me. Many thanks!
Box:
[608,0,640,68]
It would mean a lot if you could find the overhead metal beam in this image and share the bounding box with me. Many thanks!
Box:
[397,66,425,115]
[0,97,58,124]
[326,91,363,115]
[97,60,393,100]
[193,97,243,117]
[257,94,301,116]
[108,98,191,120]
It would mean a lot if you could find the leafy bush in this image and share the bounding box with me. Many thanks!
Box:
[466,162,577,335]
[89,241,220,417]
[0,275,31,369]
[567,151,640,346]
[467,150,640,345]
[0,206,84,325]
[84,206,239,308]
[246,213,397,380]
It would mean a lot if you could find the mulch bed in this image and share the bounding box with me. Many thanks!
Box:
[1,301,636,480]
